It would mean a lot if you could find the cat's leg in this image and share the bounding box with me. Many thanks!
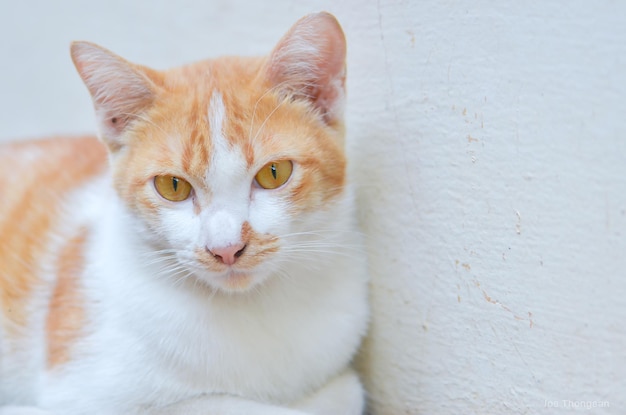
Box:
[139,368,364,415]
[291,368,365,415]
[138,397,308,415]
[0,407,54,415]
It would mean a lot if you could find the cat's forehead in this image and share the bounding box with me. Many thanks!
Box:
[157,59,312,163]
[207,91,227,152]
[138,62,337,191]
[199,81,302,166]
[152,80,260,180]
[206,90,248,184]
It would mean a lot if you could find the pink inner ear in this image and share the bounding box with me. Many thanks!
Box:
[100,112,134,138]
[71,41,155,147]
[267,12,347,124]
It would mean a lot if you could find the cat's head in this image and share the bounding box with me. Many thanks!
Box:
[71,12,351,293]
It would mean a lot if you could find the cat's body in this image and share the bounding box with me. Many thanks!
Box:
[0,13,368,415]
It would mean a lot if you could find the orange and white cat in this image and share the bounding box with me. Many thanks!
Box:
[0,12,368,415]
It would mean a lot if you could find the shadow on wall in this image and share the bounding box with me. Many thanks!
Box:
[349,120,425,415]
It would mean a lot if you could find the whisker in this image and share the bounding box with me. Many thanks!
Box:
[251,95,290,143]
[247,80,292,141]
[250,83,314,144]
[120,112,169,136]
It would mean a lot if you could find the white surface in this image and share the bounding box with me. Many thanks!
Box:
[1,1,625,414]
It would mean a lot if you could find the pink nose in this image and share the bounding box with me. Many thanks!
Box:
[209,243,246,266]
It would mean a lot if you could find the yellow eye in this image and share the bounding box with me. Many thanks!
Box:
[255,160,293,189]
[154,175,193,201]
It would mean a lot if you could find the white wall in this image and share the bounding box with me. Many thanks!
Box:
[2,1,625,414]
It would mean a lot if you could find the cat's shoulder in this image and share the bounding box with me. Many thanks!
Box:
[0,135,107,181]
[1,135,105,161]
[0,135,108,215]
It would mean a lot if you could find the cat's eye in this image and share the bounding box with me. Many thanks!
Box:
[255,160,293,189]
[154,175,193,201]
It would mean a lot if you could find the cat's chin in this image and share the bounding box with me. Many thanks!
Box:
[217,270,258,292]
[193,269,268,294]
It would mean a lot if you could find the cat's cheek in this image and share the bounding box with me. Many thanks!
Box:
[248,192,291,237]
[152,201,202,249]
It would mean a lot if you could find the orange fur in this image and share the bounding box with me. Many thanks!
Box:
[0,137,106,336]
[46,228,88,368]
[194,221,278,278]
[1,62,345,329]
[106,55,346,224]
[1,11,347,368]
[0,58,344,336]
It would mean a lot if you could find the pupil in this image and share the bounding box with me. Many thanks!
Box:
[271,164,277,179]
[172,177,179,192]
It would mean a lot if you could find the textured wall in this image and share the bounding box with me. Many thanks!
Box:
[1,1,625,414]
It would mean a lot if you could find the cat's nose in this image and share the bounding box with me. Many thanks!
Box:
[208,243,246,266]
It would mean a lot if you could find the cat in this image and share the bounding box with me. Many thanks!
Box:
[0,11,369,415]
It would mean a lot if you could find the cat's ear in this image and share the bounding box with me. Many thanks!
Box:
[71,41,156,151]
[266,12,347,126]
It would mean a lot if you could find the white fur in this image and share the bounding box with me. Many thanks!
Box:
[202,92,249,250]
[3,14,366,413]
[0,141,369,415]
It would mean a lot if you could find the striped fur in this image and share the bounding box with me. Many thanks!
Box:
[0,12,368,415]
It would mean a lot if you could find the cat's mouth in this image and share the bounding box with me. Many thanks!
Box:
[184,258,263,293]
[219,270,255,291]
[193,268,266,293]
[170,245,277,293]
[178,263,260,293]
